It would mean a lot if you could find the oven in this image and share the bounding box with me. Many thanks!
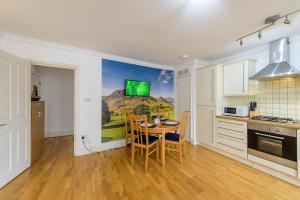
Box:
[247,123,297,169]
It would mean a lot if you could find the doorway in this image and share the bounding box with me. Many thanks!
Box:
[31,63,76,161]
[176,74,191,142]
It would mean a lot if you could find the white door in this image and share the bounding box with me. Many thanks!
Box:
[196,106,215,146]
[0,51,30,188]
[176,75,191,141]
[196,66,216,106]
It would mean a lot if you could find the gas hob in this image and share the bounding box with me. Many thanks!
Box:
[251,115,299,124]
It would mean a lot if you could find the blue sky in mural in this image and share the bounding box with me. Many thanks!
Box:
[102,59,174,98]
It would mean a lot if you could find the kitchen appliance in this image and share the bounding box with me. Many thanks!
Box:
[250,37,300,80]
[248,122,297,169]
[251,115,299,124]
[222,105,249,117]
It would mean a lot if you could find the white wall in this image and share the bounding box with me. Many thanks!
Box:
[38,66,74,137]
[31,66,41,93]
[0,34,173,156]
[211,34,300,72]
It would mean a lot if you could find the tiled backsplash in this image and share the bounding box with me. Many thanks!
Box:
[224,77,300,120]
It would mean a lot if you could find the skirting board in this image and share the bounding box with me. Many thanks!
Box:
[197,142,300,187]
[248,154,297,177]
[93,139,126,152]
[45,131,74,138]
[197,142,252,166]
[252,163,300,187]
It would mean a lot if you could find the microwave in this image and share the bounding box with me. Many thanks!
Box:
[222,105,249,117]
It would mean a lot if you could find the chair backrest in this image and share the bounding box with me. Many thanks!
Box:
[122,108,133,134]
[178,111,189,139]
[130,114,149,145]
[161,126,178,135]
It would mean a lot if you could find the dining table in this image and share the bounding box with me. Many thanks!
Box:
[131,119,179,168]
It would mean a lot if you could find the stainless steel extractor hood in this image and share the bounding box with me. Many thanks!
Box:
[250,37,300,80]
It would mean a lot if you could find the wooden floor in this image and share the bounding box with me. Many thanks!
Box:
[1,136,300,200]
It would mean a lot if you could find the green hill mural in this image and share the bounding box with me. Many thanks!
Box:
[101,59,174,143]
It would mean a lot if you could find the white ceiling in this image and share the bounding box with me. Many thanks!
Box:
[1,0,300,66]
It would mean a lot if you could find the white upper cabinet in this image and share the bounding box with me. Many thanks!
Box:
[223,59,257,96]
[196,66,216,106]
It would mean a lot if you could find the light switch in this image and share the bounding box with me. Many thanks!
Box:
[83,97,91,102]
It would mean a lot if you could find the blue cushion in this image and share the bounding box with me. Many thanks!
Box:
[165,132,180,142]
[135,135,158,144]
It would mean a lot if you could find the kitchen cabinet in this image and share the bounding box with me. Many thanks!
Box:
[196,66,216,106]
[195,65,223,146]
[196,106,215,146]
[31,101,45,163]
[223,59,257,96]
[215,118,247,158]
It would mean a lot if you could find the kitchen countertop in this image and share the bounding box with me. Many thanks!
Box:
[216,115,300,129]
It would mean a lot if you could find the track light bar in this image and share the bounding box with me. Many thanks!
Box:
[237,9,300,46]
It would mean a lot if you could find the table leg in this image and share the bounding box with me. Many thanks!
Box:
[161,132,165,168]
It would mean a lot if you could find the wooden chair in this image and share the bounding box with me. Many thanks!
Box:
[130,114,159,171]
[122,108,133,146]
[165,111,189,163]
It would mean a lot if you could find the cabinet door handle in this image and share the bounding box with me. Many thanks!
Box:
[37,112,42,119]
[0,123,7,126]
[218,142,244,152]
[242,63,245,93]
[211,69,215,105]
[212,110,215,143]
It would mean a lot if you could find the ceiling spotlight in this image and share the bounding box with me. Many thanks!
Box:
[240,39,243,46]
[181,54,189,59]
[264,15,280,25]
[284,16,291,25]
[258,31,262,39]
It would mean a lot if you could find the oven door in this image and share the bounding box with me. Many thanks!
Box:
[248,129,297,169]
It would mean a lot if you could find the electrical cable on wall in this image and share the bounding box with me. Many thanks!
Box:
[81,136,96,153]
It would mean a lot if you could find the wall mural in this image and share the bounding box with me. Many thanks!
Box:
[101,59,174,143]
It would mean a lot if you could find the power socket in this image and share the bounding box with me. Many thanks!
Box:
[81,135,88,140]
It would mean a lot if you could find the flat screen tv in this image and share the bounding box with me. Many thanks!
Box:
[125,80,150,97]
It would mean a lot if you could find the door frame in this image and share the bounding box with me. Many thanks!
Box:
[175,74,192,142]
[30,60,79,156]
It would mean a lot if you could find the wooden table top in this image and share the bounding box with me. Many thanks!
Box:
[146,119,179,134]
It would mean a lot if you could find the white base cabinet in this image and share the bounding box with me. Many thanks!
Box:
[215,118,247,159]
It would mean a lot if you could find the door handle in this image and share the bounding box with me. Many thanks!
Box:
[211,69,215,104]
[37,112,43,118]
[242,63,245,93]
[0,123,7,126]
[255,132,284,140]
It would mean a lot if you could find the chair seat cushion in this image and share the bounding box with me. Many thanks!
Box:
[165,132,180,142]
[135,135,158,145]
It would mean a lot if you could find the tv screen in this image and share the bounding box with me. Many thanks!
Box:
[125,80,150,97]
